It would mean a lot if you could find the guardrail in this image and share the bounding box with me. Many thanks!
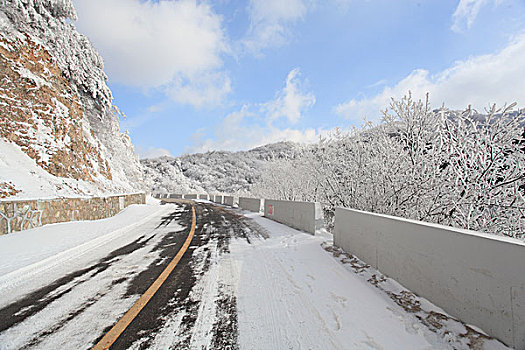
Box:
[223,196,235,207]
[263,199,322,235]
[238,197,263,213]
[334,207,525,349]
[159,192,524,347]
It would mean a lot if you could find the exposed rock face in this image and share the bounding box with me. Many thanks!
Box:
[0,182,19,198]
[0,0,144,198]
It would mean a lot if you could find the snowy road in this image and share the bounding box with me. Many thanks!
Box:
[0,200,508,349]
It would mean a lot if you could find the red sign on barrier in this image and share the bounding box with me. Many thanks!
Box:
[268,204,273,215]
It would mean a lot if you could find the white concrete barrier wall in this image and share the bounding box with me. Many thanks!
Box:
[223,196,234,206]
[239,197,263,213]
[334,207,525,349]
[264,199,322,234]
[184,194,198,199]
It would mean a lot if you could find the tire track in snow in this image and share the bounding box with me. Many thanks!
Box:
[0,202,261,349]
[0,204,188,349]
[114,202,251,349]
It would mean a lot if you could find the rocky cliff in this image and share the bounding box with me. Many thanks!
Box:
[0,0,144,199]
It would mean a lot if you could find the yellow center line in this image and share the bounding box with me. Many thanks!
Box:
[92,204,197,350]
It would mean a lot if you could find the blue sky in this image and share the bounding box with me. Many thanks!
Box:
[72,0,525,157]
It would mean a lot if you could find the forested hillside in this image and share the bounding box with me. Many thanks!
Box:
[143,95,524,239]
[141,142,305,194]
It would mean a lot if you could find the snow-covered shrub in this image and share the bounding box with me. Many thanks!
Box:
[250,155,320,202]
[255,94,525,238]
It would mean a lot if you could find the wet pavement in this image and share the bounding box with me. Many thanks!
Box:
[0,201,257,349]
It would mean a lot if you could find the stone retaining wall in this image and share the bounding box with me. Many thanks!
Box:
[0,193,146,235]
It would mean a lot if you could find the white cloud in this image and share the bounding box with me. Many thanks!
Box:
[451,0,498,32]
[136,146,172,159]
[167,71,232,108]
[243,0,308,53]
[73,0,229,107]
[186,107,321,153]
[263,68,316,124]
[188,68,318,152]
[335,34,525,121]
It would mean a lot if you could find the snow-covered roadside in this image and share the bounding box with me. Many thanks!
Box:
[0,201,172,308]
[0,139,141,200]
[0,203,188,350]
[231,211,508,350]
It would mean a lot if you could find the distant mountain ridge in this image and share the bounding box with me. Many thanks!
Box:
[141,141,306,195]
[141,105,525,199]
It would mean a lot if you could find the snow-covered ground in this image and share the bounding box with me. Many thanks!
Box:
[231,211,507,350]
[0,201,509,349]
[138,203,508,349]
[0,139,140,200]
[0,201,171,309]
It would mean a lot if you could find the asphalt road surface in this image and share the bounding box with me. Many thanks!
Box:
[0,200,254,349]
[0,200,508,350]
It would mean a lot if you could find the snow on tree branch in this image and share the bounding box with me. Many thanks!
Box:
[254,94,525,239]
[1,0,112,107]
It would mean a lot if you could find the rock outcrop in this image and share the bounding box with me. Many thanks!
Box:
[0,0,144,199]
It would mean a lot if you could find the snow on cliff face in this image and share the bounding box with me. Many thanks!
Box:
[141,142,305,195]
[0,0,144,199]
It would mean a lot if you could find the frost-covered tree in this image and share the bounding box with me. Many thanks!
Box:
[254,94,525,238]
[141,141,305,195]
[0,0,145,194]
[251,155,320,202]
